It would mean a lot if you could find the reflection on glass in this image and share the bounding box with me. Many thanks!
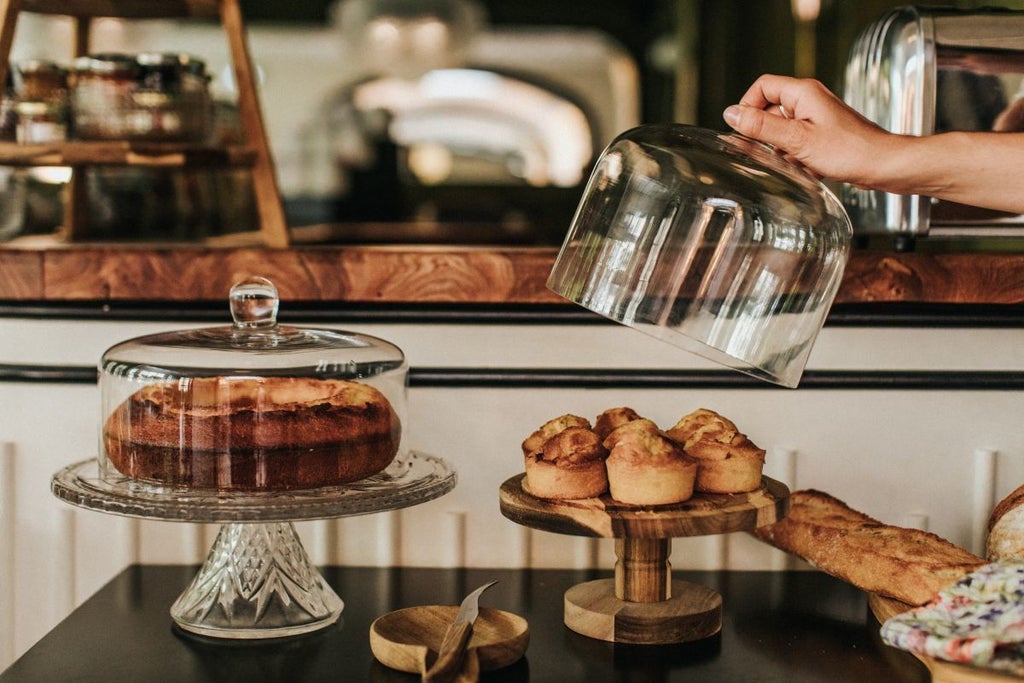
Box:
[548,124,852,388]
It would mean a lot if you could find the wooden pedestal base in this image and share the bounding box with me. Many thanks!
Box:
[498,474,788,646]
[565,578,722,644]
[564,537,722,644]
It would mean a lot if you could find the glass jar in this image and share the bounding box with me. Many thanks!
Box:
[13,100,67,143]
[12,60,69,143]
[71,52,211,142]
[548,124,852,388]
[97,277,409,492]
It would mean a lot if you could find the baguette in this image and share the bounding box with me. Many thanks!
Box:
[755,489,985,605]
[987,482,1024,562]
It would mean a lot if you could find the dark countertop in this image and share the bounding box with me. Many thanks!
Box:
[0,565,926,682]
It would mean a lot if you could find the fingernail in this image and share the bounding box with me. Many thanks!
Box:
[723,105,741,127]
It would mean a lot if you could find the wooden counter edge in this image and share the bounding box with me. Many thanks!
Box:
[1,245,1023,305]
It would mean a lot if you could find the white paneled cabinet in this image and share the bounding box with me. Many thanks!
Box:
[2,315,1023,667]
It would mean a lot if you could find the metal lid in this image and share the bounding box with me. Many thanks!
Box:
[136,52,207,76]
[15,59,67,76]
[73,53,140,75]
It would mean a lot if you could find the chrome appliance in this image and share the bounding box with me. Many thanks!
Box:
[843,5,1024,239]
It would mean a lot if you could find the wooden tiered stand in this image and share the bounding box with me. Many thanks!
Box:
[499,473,789,644]
[0,0,290,246]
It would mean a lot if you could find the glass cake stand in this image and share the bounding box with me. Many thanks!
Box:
[52,450,455,640]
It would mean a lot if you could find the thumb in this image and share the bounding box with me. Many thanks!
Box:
[723,104,793,149]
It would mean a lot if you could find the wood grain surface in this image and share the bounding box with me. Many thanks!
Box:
[369,605,529,675]
[498,473,789,539]
[1,245,1022,304]
[869,594,1017,683]
[564,578,722,644]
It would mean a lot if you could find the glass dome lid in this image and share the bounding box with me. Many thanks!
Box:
[548,124,852,388]
[102,276,405,379]
[98,276,408,492]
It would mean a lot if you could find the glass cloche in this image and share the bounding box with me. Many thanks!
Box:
[97,276,408,493]
[548,124,852,388]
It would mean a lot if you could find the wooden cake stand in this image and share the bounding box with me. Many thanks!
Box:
[498,473,789,645]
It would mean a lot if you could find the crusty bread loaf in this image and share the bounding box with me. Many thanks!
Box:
[755,489,985,605]
[987,482,1024,562]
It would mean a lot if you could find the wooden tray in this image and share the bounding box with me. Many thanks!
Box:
[499,473,789,538]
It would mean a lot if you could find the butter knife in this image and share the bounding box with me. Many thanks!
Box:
[422,581,498,683]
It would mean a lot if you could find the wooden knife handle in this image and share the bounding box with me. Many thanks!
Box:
[422,621,474,683]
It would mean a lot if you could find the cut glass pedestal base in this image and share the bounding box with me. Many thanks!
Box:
[171,522,343,639]
[51,452,456,640]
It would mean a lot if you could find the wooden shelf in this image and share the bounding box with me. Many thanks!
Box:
[0,141,257,168]
[0,0,290,247]
[20,0,220,19]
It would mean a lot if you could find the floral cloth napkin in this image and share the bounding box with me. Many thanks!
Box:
[880,562,1024,676]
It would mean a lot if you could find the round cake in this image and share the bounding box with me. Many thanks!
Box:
[103,376,401,491]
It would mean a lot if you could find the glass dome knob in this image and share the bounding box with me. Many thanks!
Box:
[229,276,280,329]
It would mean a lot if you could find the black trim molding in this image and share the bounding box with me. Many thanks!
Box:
[3,364,1023,390]
[2,300,1024,327]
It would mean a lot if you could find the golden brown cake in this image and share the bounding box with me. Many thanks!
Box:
[603,419,697,505]
[667,408,765,493]
[593,406,643,441]
[103,377,401,491]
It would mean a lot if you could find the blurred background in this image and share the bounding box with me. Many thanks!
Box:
[2,0,1023,244]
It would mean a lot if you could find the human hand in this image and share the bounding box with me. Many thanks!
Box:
[722,74,895,188]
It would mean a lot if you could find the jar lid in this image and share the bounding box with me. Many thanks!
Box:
[136,52,207,76]
[15,59,67,76]
[73,53,141,75]
[101,276,406,378]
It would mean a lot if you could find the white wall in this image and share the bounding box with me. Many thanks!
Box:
[2,314,1023,667]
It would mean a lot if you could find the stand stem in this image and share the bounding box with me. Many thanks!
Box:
[615,538,672,602]
[170,521,343,639]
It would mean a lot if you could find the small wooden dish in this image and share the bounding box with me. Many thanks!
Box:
[370,605,529,675]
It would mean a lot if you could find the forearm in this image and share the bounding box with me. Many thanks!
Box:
[870,131,1024,214]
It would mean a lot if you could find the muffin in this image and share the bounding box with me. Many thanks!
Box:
[594,406,643,441]
[603,419,697,505]
[666,408,765,493]
[522,415,609,499]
